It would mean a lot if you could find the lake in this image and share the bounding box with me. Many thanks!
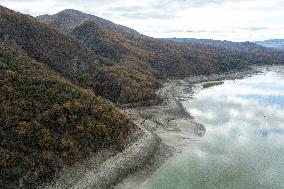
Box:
[144,67,284,189]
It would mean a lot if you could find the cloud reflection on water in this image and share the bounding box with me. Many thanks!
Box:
[144,68,284,189]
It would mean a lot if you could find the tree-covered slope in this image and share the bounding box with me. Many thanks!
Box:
[0,41,135,189]
[68,19,152,63]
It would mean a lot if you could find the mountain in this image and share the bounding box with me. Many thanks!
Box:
[255,39,284,50]
[0,6,159,105]
[0,41,134,189]
[38,10,284,78]
[37,9,139,37]
[0,6,110,77]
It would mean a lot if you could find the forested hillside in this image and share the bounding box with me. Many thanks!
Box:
[0,41,134,188]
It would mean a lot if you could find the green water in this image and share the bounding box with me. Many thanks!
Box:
[144,67,284,189]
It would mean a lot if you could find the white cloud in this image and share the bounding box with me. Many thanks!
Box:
[1,0,284,41]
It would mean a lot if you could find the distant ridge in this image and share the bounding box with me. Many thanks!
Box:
[164,38,284,51]
[255,39,284,50]
[162,38,271,51]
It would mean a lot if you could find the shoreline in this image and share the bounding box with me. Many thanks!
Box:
[44,66,264,189]
[113,66,263,189]
[113,81,205,189]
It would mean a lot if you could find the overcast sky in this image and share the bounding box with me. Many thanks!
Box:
[1,0,284,41]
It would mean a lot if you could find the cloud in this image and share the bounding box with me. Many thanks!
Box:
[0,0,284,41]
[240,27,269,31]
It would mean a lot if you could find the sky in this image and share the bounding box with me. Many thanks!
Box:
[1,0,284,41]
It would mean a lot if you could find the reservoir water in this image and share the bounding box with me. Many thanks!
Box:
[144,67,284,189]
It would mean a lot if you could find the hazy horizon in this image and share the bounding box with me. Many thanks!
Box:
[1,0,284,42]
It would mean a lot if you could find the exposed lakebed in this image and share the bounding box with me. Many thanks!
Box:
[143,67,284,189]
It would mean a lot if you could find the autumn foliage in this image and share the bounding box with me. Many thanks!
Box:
[0,43,134,188]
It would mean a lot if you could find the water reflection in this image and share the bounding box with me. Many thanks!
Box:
[144,68,284,189]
